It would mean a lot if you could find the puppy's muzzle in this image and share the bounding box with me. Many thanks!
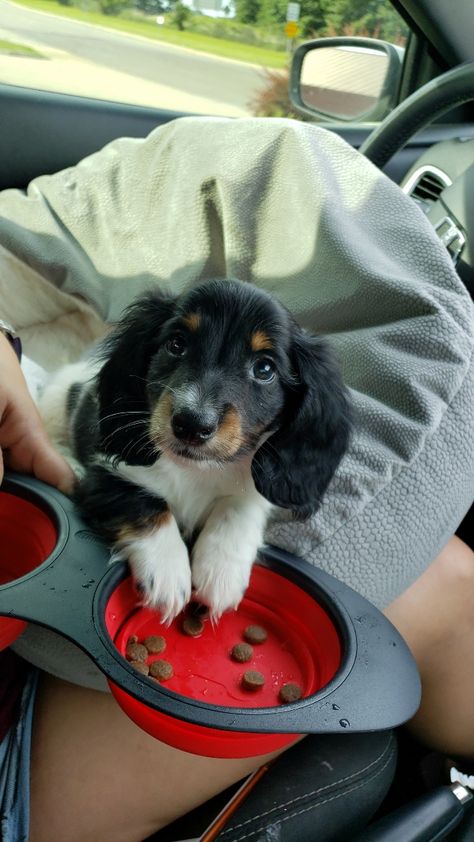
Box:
[171,408,218,446]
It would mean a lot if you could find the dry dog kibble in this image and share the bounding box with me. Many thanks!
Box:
[241,670,265,691]
[231,643,253,663]
[132,661,150,676]
[279,683,303,704]
[143,635,166,654]
[127,634,138,645]
[243,625,268,645]
[125,642,148,662]
[182,615,204,637]
[149,660,174,681]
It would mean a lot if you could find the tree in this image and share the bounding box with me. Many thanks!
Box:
[299,0,326,36]
[170,0,191,29]
[98,0,133,15]
[135,0,168,14]
[257,0,286,27]
[321,0,407,41]
[235,0,260,25]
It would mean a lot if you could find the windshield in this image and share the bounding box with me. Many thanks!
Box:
[0,0,407,118]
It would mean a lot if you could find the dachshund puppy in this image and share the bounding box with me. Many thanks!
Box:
[39,280,351,621]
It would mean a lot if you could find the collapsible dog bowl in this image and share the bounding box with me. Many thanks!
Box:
[0,473,421,759]
[104,563,342,756]
[0,486,58,649]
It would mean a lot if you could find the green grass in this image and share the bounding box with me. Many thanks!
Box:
[0,37,44,57]
[11,0,289,67]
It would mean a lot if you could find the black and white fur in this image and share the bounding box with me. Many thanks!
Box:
[39,280,351,621]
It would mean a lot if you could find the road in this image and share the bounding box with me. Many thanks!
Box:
[0,0,268,113]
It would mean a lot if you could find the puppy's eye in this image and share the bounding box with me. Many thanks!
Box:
[251,358,276,383]
[165,335,187,357]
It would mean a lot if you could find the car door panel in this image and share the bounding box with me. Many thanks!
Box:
[0,83,186,191]
[2,84,474,191]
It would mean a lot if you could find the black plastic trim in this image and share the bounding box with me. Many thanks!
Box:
[0,82,190,190]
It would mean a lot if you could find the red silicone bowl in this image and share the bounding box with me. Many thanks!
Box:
[0,490,58,650]
[104,564,342,758]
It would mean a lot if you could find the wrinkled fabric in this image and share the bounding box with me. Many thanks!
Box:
[0,117,472,687]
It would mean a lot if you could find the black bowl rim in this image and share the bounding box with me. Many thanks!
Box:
[93,547,357,730]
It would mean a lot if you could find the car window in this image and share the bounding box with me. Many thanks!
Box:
[0,0,407,118]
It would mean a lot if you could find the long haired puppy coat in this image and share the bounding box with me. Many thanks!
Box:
[40,281,351,621]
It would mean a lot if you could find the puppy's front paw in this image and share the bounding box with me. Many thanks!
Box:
[114,520,192,623]
[192,538,254,621]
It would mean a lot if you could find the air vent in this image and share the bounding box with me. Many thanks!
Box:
[403,165,452,213]
[412,172,445,202]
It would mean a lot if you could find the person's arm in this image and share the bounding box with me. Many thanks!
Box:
[0,329,74,493]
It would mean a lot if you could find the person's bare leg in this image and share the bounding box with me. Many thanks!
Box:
[29,673,285,842]
[384,535,474,757]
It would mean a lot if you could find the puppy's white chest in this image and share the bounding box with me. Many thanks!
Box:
[115,456,254,536]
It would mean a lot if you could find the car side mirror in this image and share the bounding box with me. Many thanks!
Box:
[290,37,404,123]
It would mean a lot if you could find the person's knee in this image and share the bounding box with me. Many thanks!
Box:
[431,536,474,611]
[386,537,474,756]
[385,536,474,656]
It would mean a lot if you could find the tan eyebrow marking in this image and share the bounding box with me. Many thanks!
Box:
[182,312,201,331]
[251,330,273,352]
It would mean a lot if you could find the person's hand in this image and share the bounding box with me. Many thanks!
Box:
[0,333,75,494]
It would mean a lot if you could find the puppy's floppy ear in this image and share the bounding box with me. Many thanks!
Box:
[97,290,176,465]
[252,330,351,518]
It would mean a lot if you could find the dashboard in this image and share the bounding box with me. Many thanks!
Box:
[401,136,474,298]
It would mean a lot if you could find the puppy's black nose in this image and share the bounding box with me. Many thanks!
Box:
[172,409,218,445]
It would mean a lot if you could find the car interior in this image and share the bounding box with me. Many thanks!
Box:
[0,0,473,839]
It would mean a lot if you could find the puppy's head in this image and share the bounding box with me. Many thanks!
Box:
[97,280,351,517]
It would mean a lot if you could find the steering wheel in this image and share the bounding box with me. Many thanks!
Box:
[360,61,474,169]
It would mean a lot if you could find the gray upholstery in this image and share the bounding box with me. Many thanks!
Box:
[1,117,472,687]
